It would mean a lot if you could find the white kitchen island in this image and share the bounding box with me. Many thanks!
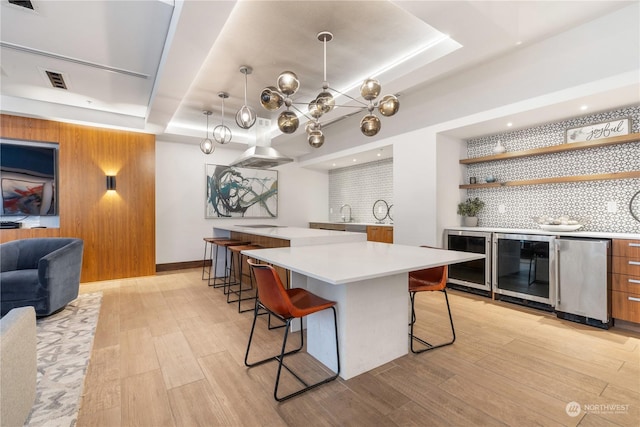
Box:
[242,241,484,380]
[213,224,367,246]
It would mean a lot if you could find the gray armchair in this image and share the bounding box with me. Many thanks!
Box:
[1,238,84,317]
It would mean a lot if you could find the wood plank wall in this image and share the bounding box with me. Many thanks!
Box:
[0,114,156,282]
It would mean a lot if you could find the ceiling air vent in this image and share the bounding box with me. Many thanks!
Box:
[45,71,67,89]
[8,0,34,10]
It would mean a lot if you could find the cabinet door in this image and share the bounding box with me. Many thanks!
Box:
[367,226,381,242]
[383,227,393,244]
[612,239,640,258]
[612,290,640,322]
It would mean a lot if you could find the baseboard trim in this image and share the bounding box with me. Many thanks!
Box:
[156,260,207,272]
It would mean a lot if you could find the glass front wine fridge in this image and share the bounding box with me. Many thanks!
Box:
[492,233,557,308]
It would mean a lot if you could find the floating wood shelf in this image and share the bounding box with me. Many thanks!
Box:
[459,132,640,165]
[459,171,640,189]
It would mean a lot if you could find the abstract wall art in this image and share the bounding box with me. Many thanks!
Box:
[205,164,278,218]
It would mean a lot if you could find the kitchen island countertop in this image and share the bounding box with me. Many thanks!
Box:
[213,224,367,246]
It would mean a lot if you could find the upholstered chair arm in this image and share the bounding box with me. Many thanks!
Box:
[38,239,83,310]
[0,240,20,272]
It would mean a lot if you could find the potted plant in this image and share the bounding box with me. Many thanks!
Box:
[457,197,485,226]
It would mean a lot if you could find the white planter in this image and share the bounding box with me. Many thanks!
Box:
[463,216,478,227]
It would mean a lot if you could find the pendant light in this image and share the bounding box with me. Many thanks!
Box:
[235,66,257,129]
[213,92,232,144]
[260,31,400,147]
[200,110,215,154]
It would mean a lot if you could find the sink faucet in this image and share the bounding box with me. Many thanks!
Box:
[340,204,352,222]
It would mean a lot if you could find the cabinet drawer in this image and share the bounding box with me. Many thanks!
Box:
[612,290,640,323]
[612,257,640,276]
[612,239,640,258]
[612,273,640,293]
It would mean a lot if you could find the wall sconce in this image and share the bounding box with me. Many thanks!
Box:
[106,175,116,191]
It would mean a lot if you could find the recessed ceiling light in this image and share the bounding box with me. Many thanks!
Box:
[515,41,522,46]
[377,152,381,157]
[352,159,357,162]
[332,163,336,167]
[507,122,513,127]
[580,105,588,111]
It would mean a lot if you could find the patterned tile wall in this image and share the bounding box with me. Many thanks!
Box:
[329,158,393,223]
[465,105,640,233]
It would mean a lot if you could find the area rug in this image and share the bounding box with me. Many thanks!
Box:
[25,292,102,427]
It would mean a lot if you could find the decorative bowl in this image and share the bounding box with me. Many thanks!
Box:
[539,224,583,232]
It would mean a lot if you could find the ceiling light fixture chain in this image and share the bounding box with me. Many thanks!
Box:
[214,92,232,144]
[259,30,399,148]
[236,66,257,129]
[200,110,215,154]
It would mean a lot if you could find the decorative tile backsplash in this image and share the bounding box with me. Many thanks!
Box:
[329,158,393,223]
[465,105,640,233]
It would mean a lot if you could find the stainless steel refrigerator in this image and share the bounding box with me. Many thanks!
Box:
[555,237,611,326]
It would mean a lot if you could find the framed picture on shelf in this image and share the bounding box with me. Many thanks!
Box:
[565,118,630,143]
[205,164,278,218]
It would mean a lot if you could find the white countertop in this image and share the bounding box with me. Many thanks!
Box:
[213,225,367,246]
[243,241,484,285]
[310,221,394,227]
[445,226,639,240]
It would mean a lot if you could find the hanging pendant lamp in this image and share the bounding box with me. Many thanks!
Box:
[259,30,399,147]
[200,110,215,154]
[235,66,257,129]
[213,92,232,144]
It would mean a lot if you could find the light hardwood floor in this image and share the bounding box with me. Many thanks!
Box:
[76,268,640,427]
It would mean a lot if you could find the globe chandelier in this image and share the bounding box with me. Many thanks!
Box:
[260,31,400,148]
[213,92,232,144]
[200,110,215,154]
[235,66,257,129]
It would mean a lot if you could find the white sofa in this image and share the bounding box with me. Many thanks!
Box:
[0,306,37,426]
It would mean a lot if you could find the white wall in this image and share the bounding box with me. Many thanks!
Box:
[155,140,328,264]
[393,129,438,247]
[436,134,466,246]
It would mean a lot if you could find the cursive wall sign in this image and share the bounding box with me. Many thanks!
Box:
[565,118,630,143]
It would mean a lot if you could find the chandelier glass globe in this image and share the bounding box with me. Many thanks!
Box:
[360,114,381,137]
[277,71,300,96]
[308,130,324,148]
[378,94,400,117]
[278,110,299,134]
[260,86,284,111]
[360,78,381,101]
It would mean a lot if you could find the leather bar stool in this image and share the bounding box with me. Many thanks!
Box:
[245,259,340,401]
[226,244,261,312]
[208,239,250,288]
[201,237,231,281]
[408,246,455,354]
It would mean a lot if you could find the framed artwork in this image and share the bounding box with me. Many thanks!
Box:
[565,118,630,143]
[205,164,278,218]
[1,178,55,215]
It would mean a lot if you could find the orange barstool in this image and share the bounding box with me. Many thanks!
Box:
[225,244,261,312]
[202,237,231,281]
[408,246,455,354]
[245,259,340,402]
[208,239,250,288]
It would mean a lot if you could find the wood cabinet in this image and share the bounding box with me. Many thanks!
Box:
[0,228,61,242]
[309,222,346,231]
[366,225,393,243]
[459,132,640,189]
[612,239,640,323]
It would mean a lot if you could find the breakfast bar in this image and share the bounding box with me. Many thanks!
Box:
[242,241,484,379]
